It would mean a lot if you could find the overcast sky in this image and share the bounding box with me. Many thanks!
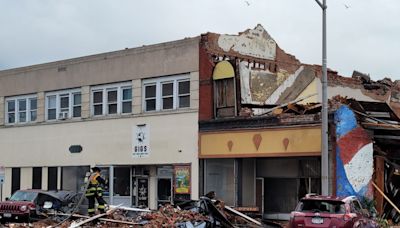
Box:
[0,0,399,80]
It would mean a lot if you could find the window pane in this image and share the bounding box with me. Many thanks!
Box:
[108,104,117,114]
[30,99,37,110]
[179,96,190,108]
[179,81,190,94]
[19,112,26,122]
[8,113,15,123]
[94,105,102,115]
[73,106,81,117]
[162,97,173,109]
[107,90,117,102]
[162,83,173,96]
[93,91,103,103]
[48,96,56,108]
[48,109,56,120]
[114,167,130,196]
[123,88,132,100]
[7,100,15,112]
[146,99,156,111]
[60,96,69,109]
[74,93,81,105]
[31,111,37,121]
[145,85,156,98]
[18,99,26,111]
[122,101,132,113]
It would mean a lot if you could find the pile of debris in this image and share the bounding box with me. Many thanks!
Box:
[2,197,270,228]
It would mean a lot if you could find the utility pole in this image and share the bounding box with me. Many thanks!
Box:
[315,0,329,195]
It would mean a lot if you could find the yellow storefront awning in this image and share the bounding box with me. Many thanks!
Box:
[213,60,235,80]
[200,126,321,158]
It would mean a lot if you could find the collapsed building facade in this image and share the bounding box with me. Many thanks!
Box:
[198,25,400,219]
[1,24,400,221]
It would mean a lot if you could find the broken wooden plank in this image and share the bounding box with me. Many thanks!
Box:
[109,204,151,212]
[51,212,141,225]
[69,204,122,228]
[224,205,262,226]
[372,182,400,214]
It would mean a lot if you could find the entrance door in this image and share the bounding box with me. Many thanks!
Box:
[256,178,264,215]
[157,178,172,206]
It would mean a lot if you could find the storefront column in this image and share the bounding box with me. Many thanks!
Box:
[149,166,157,210]
[42,167,48,190]
[109,165,114,205]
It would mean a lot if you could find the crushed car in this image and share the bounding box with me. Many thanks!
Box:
[289,194,377,228]
[0,189,81,223]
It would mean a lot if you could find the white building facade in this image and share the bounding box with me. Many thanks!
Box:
[0,37,200,209]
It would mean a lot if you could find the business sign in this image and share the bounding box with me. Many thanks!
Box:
[132,124,150,158]
[174,165,191,194]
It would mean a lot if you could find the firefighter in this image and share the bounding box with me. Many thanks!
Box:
[85,167,107,216]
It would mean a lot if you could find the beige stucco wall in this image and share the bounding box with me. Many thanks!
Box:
[0,37,200,97]
[0,97,4,126]
[0,111,199,199]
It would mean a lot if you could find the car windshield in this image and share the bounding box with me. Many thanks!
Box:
[9,191,38,202]
[297,199,346,214]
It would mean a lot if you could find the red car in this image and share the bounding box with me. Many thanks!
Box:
[289,194,377,228]
[0,189,81,223]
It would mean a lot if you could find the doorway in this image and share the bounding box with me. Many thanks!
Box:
[132,177,149,207]
[157,178,172,206]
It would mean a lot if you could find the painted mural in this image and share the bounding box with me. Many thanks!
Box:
[335,105,374,199]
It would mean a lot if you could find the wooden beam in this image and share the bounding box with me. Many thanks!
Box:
[372,182,400,215]
[50,213,141,225]
[374,135,400,140]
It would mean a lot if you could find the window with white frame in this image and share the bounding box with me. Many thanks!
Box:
[5,95,37,124]
[91,82,132,116]
[143,74,190,112]
[45,89,81,120]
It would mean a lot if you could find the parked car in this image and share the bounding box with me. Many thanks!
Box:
[289,194,377,228]
[0,189,81,223]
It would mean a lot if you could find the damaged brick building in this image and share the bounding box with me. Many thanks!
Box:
[197,24,400,220]
[1,24,400,221]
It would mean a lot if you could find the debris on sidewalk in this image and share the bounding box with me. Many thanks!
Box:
[2,197,270,228]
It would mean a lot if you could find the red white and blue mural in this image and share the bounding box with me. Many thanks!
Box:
[335,105,374,199]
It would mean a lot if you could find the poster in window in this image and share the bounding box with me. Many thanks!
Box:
[174,165,191,194]
[132,124,150,158]
[137,178,149,207]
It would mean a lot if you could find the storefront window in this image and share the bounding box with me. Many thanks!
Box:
[205,159,235,206]
[114,167,130,196]
[100,167,110,196]
[61,166,90,192]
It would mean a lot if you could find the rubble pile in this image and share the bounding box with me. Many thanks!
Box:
[140,205,209,227]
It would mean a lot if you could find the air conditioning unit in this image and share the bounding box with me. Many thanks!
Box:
[58,111,69,120]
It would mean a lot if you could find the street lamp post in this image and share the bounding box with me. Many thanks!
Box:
[315,0,329,195]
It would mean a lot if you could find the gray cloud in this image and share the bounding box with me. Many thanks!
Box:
[0,0,399,80]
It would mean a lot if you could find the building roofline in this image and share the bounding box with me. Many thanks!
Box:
[0,36,200,77]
